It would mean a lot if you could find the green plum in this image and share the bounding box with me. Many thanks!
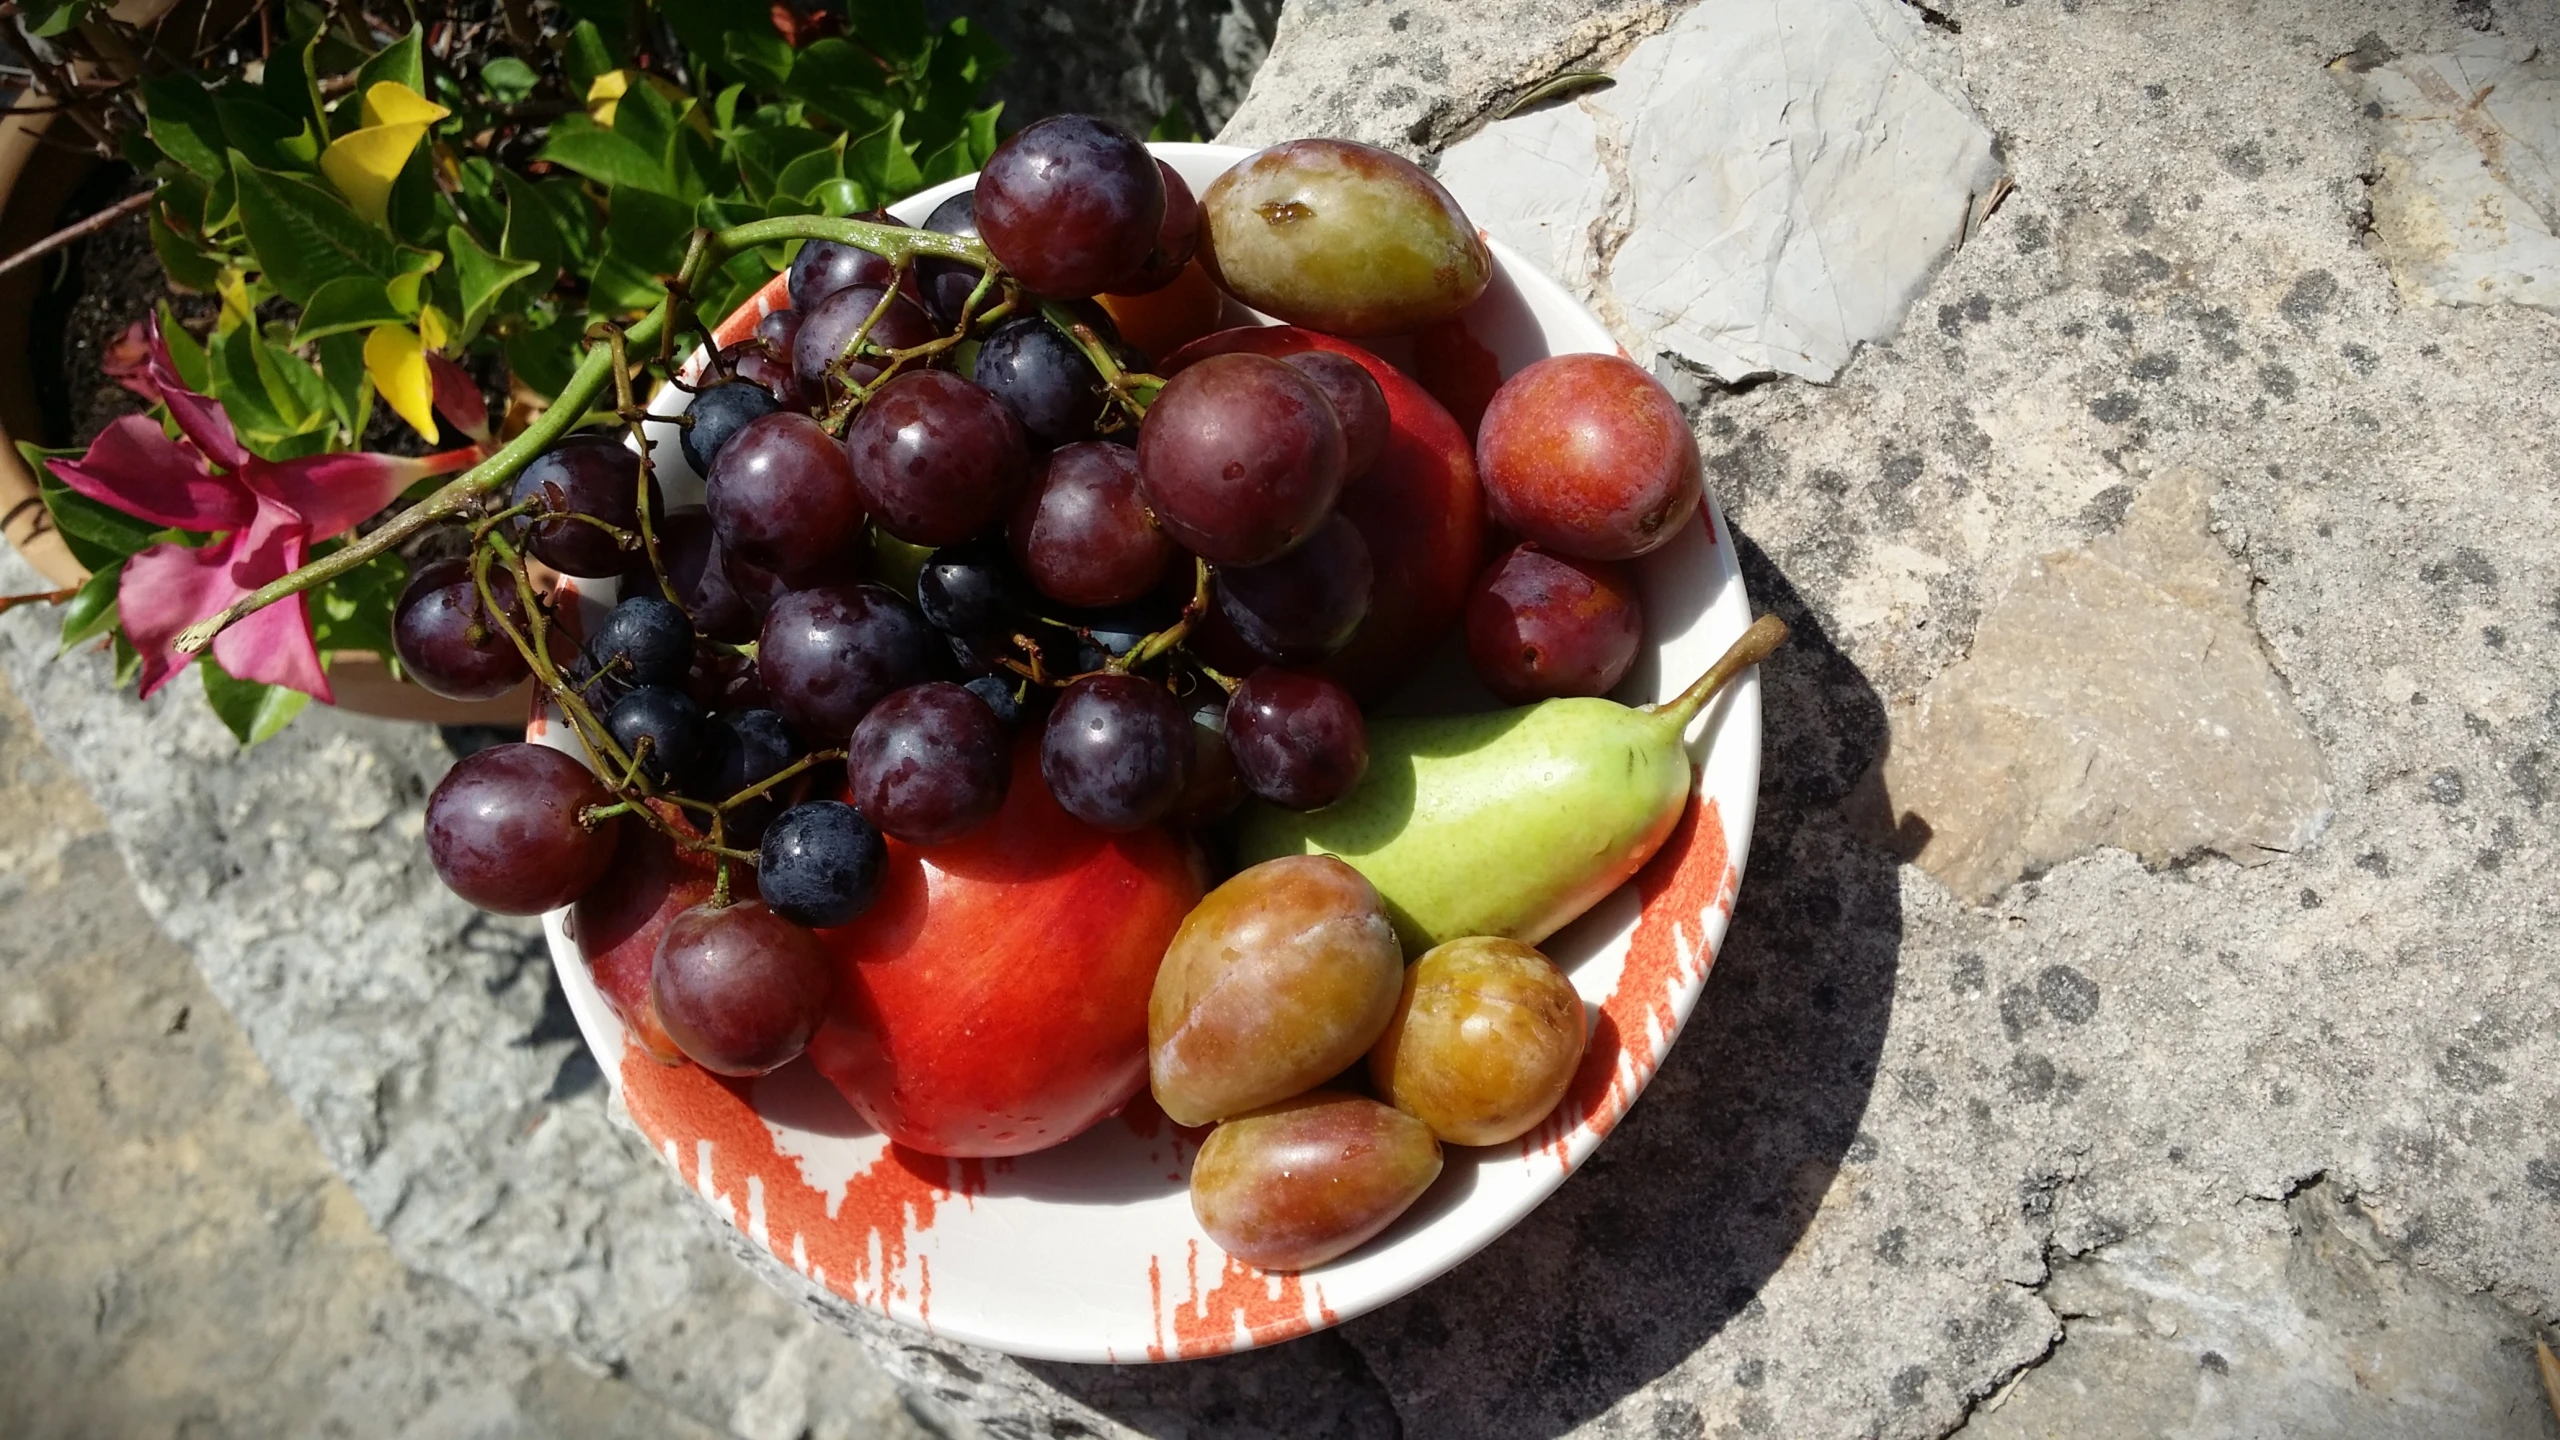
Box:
[1198,139,1492,337]
[1371,937,1587,1146]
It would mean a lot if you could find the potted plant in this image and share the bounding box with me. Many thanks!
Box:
[0,0,1006,739]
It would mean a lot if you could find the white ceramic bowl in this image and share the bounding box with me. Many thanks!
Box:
[534,143,1762,1362]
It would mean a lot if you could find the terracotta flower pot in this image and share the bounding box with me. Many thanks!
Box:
[0,103,526,727]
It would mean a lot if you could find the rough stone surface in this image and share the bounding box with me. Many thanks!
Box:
[2338,39,2560,311]
[929,0,1282,137]
[1438,0,2006,383]
[1854,466,2333,902]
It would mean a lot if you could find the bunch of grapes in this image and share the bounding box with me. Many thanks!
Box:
[399,116,1394,1079]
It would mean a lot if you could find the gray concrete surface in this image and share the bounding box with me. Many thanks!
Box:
[9,1,2560,1438]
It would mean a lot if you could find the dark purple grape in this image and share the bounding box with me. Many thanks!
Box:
[788,211,906,309]
[792,282,937,407]
[975,115,1165,298]
[1136,353,1346,567]
[692,706,795,842]
[682,378,781,477]
[755,801,886,929]
[947,631,1012,679]
[706,412,865,584]
[589,594,694,688]
[687,647,772,717]
[393,557,528,701]
[915,543,1029,636]
[1009,441,1174,608]
[720,548,797,626]
[734,346,806,412]
[757,583,938,743]
[1281,350,1389,479]
[1224,668,1368,810]
[1464,544,1644,704]
[848,682,1011,844]
[425,743,619,914]
[1040,673,1192,831]
[1214,513,1374,664]
[1118,159,1202,295]
[964,675,1025,732]
[844,370,1030,547]
[510,433,660,578]
[754,308,800,356]
[651,900,832,1075]
[1174,701,1246,823]
[607,685,705,785]
[972,314,1108,443]
[640,511,756,644]
[918,189,984,326]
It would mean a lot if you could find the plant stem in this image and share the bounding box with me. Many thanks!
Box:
[1645,613,1790,731]
[0,187,153,279]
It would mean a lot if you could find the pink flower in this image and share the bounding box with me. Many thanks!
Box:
[47,319,483,703]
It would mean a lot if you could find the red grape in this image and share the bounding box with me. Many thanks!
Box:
[1117,159,1202,295]
[393,557,528,701]
[1282,350,1389,479]
[754,308,800,356]
[975,115,1165,298]
[1173,702,1246,824]
[682,378,780,477]
[1040,673,1192,831]
[917,189,984,326]
[509,434,659,578]
[638,511,757,644]
[1464,544,1643,703]
[1214,513,1373,664]
[1225,668,1368,811]
[848,681,1011,844]
[651,901,832,1076]
[733,345,806,413]
[1477,353,1702,560]
[756,583,938,743]
[706,412,864,584]
[1136,353,1346,566]
[914,543,1030,637]
[791,282,937,407]
[787,211,906,309]
[425,743,620,914]
[1009,441,1174,609]
[972,315,1109,444]
[843,370,1030,546]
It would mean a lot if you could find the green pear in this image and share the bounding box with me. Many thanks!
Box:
[1235,614,1787,954]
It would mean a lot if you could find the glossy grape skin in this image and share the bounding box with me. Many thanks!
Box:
[1282,350,1389,479]
[392,557,528,701]
[1463,544,1644,703]
[606,685,705,785]
[848,681,1011,844]
[733,345,806,413]
[590,594,693,688]
[1173,703,1247,824]
[1370,936,1587,1146]
[690,706,795,842]
[1118,159,1202,295]
[843,370,1030,547]
[1136,353,1347,567]
[1148,854,1403,1125]
[975,114,1165,298]
[973,315,1108,444]
[787,211,906,309]
[424,743,619,914]
[651,900,832,1076]
[754,308,800,357]
[1214,513,1374,664]
[1039,673,1192,831]
[1223,668,1369,811]
[1197,139,1491,336]
[756,584,938,744]
[706,412,865,585]
[791,282,937,406]
[914,543,1029,636]
[755,800,886,928]
[1097,259,1225,361]
[917,189,984,326]
[1476,353,1703,560]
[640,511,756,644]
[964,675,1026,733]
[1190,1092,1442,1270]
[509,433,657,578]
[570,820,716,1065]
[1009,441,1173,608]
[682,378,781,477]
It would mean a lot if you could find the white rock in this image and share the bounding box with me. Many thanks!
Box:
[1437,0,2004,383]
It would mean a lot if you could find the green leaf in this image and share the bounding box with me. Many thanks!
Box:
[230,154,396,304]
[773,138,844,203]
[316,330,372,439]
[150,208,225,292]
[113,632,143,689]
[24,2,89,39]
[590,185,694,313]
[919,105,1002,186]
[34,469,166,572]
[732,125,833,202]
[350,26,428,128]
[784,39,897,133]
[482,57,540,104]
[844,113,923,204]
[214,94,309,174]
[497,169,568,277]
[538,115,670,194]
[208,324,293,442]
[721,28,795,92]
[809,177,866,216]
[503,311,579,398]
[293,275,405,343]
[308,544,405,660]
[447,226,542,340]
[199,655,310,746]
[562,20,616,94]
[138,74,227,180]
[260,28,325,137]
[159,304,210,390]
[257,332,332,428]
[713,84,746,133]
[57,561,121,654]
[382,145,446,248]
[612,77,702,201]
[1149,105,1202,144]
[845,0,931,66]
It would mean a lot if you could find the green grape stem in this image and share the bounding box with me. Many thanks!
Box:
[171,215,996,659]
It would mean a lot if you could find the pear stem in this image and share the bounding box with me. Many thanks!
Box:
[1644,613,1790,732]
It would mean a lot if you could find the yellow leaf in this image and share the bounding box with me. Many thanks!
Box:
[360,81,451,129]
[320,121,429,226]
[364,324,438,442]
[386,270,424,314]
[586,69,631,127]
[417,304,449,352]
[216,268,253,330]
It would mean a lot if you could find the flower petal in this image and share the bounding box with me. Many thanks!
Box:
[119,530,249,699]
[364,324,439,442]
[120,502,332,704]
[102,318,161,404]
[210,512,332,702]
[248,443,478,541]
[145,315,248,471]
[47,415,253,532]
[361,81,451,129]
[426,352,490,442]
